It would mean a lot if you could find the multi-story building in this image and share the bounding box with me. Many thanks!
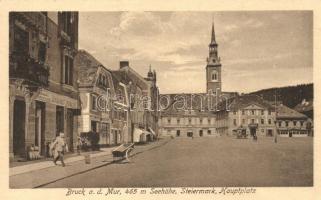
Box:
[215,95,277,137]
[276,103,311,137]
[159,97,217,138]
[9,12,79,160]
[112,61,159,143]
[75,50,116,146]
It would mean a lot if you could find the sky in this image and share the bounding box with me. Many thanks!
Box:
[79,11,313,94]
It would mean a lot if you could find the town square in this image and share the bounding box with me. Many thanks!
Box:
[8,11,313,188]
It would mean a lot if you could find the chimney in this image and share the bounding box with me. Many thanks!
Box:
[120,61,129,69]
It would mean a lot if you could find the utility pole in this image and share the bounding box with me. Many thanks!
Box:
[274,89,278,143]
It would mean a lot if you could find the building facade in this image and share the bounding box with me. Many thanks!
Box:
[9,12,79,160]
[112,61,159,143]
[215,95,276,137]
[276,104,311,137]
[159,110,217,138]
[75,50,117,146]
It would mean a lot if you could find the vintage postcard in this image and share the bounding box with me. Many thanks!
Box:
[0,0,320,200]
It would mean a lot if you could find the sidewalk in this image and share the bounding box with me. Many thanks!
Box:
[9,146,115,176]
[9,138,171,188]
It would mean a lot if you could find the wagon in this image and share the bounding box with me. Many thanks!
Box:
[112,143,135,162]
[234,127,248,139]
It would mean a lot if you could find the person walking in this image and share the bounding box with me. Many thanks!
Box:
[51,132,68,167]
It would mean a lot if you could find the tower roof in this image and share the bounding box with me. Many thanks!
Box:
[211,22,216,44]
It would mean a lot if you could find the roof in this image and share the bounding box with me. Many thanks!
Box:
[75,49,111,88]
[276,104,308,119]
[216,94,275,112]
[159,93,217,116]
[112,66,149,91]
[294,99,313,113]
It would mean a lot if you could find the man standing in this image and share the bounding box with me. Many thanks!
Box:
[51,132,68,167]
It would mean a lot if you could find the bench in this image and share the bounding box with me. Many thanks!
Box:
[112,143,135,162]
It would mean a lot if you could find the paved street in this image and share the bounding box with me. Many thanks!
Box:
[42,136,313,188]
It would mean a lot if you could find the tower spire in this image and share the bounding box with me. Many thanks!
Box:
[211,19,216,44]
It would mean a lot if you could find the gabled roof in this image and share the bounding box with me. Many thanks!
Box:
[276,104,308,119]
[75,49,111,88]
[217,94,275,112]
[112,66,149,91]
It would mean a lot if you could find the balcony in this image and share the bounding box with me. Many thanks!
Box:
[13,12,47,34]
[9,52,49,87]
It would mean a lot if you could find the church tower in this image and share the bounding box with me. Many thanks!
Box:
[206,21,221,96]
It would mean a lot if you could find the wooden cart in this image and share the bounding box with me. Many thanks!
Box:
[112,143,135,162]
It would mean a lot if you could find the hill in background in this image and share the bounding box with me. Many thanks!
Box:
[248,83,313,108]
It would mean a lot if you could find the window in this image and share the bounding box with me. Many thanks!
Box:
[268,119,272,124]
[233,119,237,126]
[268,110,271,115]
[64,56,73,85]
[176,130,180,137]
[278,121,282,127]
[98,74,108,88]
[300,121,304,126]
[177,118,180,124]
[211,71,218,81]
[233,111,237,115]
[293,121,297,126]
[251,119,255,124]
[14,25,29,55]
[200,118,203,124]
[261,119,264,124]
[61,12,72,35]
[167,118,171,124]
[285,121,289,127]
[207,130,211,135]
[188,118,192,124]
[242,110,245,115]
[199,130,203,137]
[208,118,211,124]
[91,95,97,110]
[251,110,255,115]
[261,110,264,115]
[38,41,47,63]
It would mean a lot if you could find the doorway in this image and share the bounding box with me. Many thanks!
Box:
[267,129,273,137]
[66,109,74,151]
[56,106,64,136]
[91,120,97,132]
[13,99,26,157]
[35,102,45,155]
[250,127,256,137]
